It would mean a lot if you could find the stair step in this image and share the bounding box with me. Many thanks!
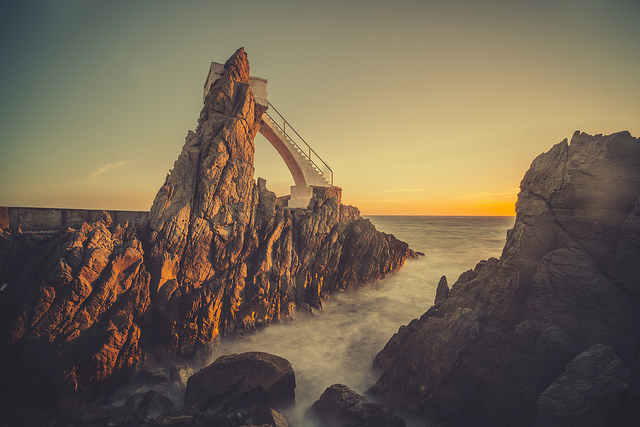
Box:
[264,108,332,186]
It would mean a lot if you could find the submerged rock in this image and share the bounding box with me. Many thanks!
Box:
[371,131,640,426]
[311,383,405,427]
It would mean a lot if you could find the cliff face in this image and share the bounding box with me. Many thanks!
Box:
[0,215,150,405]
[145,48,412,356]
[372,131,640,426]
[0,48,413,413]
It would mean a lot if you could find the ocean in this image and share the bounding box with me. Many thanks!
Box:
[207,215,515,426]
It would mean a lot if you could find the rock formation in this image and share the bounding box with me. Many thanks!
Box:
[0,214,150,403]
[434,275,448,304]
[144,47,414,357]
[371,131,640,426]
[311,384,406,427]
[185,352,296,411]
[39,353,293,427]
[0,48,414,425]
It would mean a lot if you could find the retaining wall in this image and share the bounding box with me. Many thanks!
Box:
[0,207,148,233]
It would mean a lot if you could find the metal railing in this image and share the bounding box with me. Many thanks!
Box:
[265,102,334,186]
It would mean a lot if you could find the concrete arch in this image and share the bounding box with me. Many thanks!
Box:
[258,121,308,191]
[205,63,331,208]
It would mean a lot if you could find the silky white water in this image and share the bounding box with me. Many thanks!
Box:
[207,215,515,426]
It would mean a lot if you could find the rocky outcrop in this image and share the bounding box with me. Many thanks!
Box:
[145,47,414,356]
[185,352,295,411]
[0,214,150,423]
[371,131,640,426]
[434,275,448,304]
[0,48,413,424]
[311,384,406,427]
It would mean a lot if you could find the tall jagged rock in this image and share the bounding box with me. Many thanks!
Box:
[145,47,414,356]
[0,48,414,423]
[371,131,640,426]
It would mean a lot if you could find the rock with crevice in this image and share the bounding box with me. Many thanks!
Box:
[372,131,640,426]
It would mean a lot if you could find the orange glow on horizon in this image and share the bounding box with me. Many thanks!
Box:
[351,200,517,217]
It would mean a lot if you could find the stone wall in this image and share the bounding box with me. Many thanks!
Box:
[1,207,148,232]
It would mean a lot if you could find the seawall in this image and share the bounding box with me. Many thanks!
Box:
[0,206,148,233]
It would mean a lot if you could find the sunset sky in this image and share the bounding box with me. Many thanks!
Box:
[1,0,639,216]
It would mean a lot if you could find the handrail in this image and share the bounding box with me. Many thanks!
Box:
[265,102,334,186]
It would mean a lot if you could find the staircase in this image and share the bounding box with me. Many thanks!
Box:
[261,103,333,188]
[203,63,333,208]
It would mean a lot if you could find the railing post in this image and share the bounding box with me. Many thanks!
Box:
[267,102,334,188]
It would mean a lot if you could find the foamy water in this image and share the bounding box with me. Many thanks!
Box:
[206,216,515,426]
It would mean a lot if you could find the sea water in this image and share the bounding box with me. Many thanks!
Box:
[208,215,515,426]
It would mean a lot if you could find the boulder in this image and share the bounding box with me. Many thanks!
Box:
[311,384,405,427]
[185,352,295,411]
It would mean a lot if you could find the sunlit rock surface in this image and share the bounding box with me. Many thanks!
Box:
[0,48,413,424]
[372,131,640,426]
[146,47,414,356]
[0,214,150,394]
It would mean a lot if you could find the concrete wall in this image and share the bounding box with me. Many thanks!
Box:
[248,77,268,108]
[1,207,148,233]
[203,62,225,101]
[0,206,8,230]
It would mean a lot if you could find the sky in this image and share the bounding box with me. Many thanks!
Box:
[1,0,639,216]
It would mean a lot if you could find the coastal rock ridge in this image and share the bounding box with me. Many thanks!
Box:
[371,130,640,426]
[0,47,415,423]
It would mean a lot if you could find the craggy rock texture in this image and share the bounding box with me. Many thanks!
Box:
[0,48,413,424]
[372,131,640,426]
[0,214,150,422]
[146,47,414,356]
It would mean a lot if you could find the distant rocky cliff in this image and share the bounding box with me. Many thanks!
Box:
[0,48,414,421]
[372,131,640,426]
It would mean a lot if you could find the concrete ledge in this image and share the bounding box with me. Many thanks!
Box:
[1,207,149,233]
